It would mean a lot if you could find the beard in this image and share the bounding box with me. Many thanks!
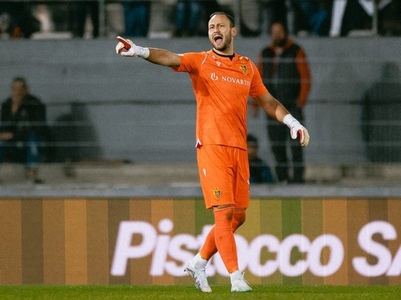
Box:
[273,38,287,47]
[211,35,232,52]
[215,42,228,52]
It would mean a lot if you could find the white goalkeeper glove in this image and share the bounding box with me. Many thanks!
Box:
[283,114,310,147]
[115,36,150,58]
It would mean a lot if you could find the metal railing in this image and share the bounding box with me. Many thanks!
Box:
[38,97,401,165]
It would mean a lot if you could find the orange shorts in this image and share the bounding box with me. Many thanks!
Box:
[196,144,250,209]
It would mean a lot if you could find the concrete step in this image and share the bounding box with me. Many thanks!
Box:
[0,162,400,186]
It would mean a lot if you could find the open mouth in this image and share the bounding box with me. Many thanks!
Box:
[214,35,223,43]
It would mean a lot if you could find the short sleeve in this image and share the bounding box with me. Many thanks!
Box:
[173,52,206,73]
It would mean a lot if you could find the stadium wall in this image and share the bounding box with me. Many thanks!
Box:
[1,37,401,164]
[1,195,401,286]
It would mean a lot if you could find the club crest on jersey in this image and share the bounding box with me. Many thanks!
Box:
[239,64,248,75]
[213,188,222,199]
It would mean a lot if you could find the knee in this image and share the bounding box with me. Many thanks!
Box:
[214,205,235,221]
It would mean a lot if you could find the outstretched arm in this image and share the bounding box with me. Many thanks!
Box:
[146,48,181,68]
[116,37,181,68]
[253,91,310,147]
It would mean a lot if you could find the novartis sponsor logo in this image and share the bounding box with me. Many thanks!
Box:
[210,72,250,86]
[111,219,401,278]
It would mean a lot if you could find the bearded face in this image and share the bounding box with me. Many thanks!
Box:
[273,37,287,47]
[208,14,236,54]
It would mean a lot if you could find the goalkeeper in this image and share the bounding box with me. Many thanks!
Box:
[116,12,310,293]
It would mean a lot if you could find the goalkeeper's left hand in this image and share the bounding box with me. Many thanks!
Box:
[283,114,310,147]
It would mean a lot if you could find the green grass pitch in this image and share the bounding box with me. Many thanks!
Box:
[1,285,401,299]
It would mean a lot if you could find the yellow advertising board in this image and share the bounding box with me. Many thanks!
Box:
[1,197,401,285]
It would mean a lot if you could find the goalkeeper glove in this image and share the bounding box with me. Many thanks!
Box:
[283,114,310,147]
[115,36,150,58]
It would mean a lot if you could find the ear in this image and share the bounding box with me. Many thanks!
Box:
[231,26,238,37]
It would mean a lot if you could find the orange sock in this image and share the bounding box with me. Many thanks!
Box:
[200,226,218,260]
[214,207,238,273]
[200,209,246,262]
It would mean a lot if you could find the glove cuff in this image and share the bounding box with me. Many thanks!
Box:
[137,47,150,58]
[283,114,300,128]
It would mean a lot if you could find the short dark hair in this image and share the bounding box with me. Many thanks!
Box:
[12,76,28,88]
[268,21,288,35]
[209,12,235,27]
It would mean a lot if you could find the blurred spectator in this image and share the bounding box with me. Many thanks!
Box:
[51,102,101,164]
[0,77,49,183]
[378,0,401,36]
[340,0,371,36]
[72,1,99,38]
[0,2,40,38]
[201,0,260,37]
[257,0,287,36]
[33,5,54,34]
[105,3,125,37]
[361,62,401,162]
[247,134,275,184]
[330,0,400,37]
[123,0,151,37]
[298,0,332,36]
[30,3,73,37]
[174,0,202,37]
[255,21,311,183]
[44,2,72,33]
[0,9,10,39]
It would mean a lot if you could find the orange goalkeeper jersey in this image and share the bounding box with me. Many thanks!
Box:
[174,50,267,150]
